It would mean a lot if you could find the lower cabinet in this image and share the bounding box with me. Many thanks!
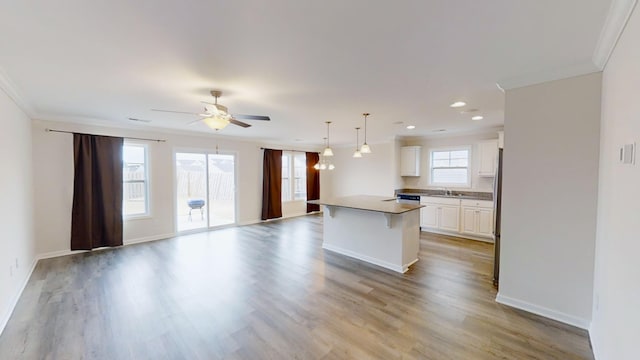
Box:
[420,196,494,242]
[461,200,494,240]
[420,197,460,233]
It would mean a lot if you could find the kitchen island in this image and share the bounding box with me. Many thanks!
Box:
[308,195,423,273]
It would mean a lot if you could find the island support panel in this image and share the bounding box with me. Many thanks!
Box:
[321,206,420,273]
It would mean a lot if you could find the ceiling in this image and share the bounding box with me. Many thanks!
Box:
[0,0,614,146]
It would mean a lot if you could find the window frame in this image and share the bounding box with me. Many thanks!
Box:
[428,146,472,188]
[123,142,150,219]
[281,151,307,203]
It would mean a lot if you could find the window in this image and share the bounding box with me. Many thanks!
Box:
[123,144,149,216]
[282,152,307,202]
[429,148,470,187]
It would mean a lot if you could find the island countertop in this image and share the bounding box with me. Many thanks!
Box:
[308,195,424,214]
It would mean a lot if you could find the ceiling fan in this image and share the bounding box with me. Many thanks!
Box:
[151,90,270,130]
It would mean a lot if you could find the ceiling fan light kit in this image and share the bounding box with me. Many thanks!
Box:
[203,116,230,130]
[151,90,270,131]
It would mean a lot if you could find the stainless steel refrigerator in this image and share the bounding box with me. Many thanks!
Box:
[493,148,503,288]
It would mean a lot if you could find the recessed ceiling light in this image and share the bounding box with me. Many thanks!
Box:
[450,101,466,108]
[472,115,484,121]
[406,125,416,130]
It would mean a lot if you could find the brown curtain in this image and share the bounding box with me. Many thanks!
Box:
[71,134,124,250]
[261,149,283,220]
[306,152,320,212]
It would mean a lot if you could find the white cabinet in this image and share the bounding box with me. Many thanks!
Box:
[420,196,460,233]
[460,199,494,241]
[478,140,498,176]
[421,203,438,228]
[400,146,421,176]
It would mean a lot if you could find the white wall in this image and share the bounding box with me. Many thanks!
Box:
[324,141,397,198]
[498,73,601,328]
[591,4,640,359]
[0,88,36,333]
[32,119,321,256]
[400,131,500,192]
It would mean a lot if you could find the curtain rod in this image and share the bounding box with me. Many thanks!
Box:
[260,147,320,154]
[46,129,167,142]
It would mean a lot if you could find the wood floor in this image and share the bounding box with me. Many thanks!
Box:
[0,215,593,359]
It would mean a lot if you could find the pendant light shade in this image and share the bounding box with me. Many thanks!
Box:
[353,127,362,158]
[323,121,334,156]
[360,113,372,154]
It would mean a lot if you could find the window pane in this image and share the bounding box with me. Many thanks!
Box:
[450,150,468,159]
[293,154,307,200]
[432,159,450,167]
[123,145,147,216]
[432,168,468,184]
[450,158,468,167]
[282,154,291,201]
[432,151,450,160]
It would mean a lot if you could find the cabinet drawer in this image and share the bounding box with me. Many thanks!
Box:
[421,196,461,206]
[461,199,494,208]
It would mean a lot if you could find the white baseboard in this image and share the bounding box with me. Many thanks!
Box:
[0,256,38,337]
[421,228,494,243]
[37,249,86,260]
[124,233,174,246]
[495,292,590,329]
[322,243,417,273]
[238,219,262,226]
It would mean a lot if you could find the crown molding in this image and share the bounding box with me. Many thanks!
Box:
[0,66,35,118]
[496,61,600,91]
[593,0,638,70]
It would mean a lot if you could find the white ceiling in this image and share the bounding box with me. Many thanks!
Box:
[0,0,614,146]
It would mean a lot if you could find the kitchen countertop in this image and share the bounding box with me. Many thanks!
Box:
[395,188,493,201]
[308,195,424,214]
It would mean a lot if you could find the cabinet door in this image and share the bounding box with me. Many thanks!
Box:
[461,207,477,234]
[477,208,494,236]
[439,205,460,232]
[400,146,420,176]
[421,204,438,228]
[478,140,498,176]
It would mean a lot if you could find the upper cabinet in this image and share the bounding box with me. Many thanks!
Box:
[400,146,421,176]
[478,140,498,177]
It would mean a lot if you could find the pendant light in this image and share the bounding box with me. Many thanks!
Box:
[323,121,334,156]
[360,113,371,154]
[353,127,362,158]
[315,137,335,170]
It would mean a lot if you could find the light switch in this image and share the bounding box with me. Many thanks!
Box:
[619,143,635,165]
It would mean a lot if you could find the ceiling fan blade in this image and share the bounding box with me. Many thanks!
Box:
[186,118,204,126]
[229,119,252,128]
[151,109,200,115]
[233,114,271,121]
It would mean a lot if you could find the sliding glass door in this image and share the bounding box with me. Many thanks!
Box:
[176,152,236,232]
